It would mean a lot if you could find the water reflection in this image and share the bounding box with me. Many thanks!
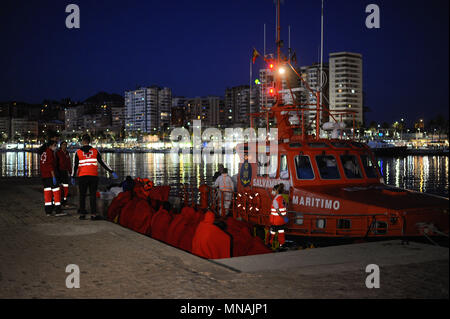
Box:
[1,152,448,198]
[378,155,449,197]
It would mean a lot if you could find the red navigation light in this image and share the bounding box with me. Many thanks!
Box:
[268,88,275,96]
[269,63,275,70]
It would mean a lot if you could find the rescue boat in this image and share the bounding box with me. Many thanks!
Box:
[202,0,449,241]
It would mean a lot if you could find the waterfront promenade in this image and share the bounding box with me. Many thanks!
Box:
[0,178,448,299]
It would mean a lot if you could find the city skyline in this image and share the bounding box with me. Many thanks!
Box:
[0,0,448,126]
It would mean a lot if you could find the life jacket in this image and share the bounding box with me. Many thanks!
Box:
[191,212,231,259]
[217,174,233,192]
[270,194,287,226]
[77,148,99,176]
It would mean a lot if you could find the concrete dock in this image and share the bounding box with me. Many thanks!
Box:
[0,178,448,299]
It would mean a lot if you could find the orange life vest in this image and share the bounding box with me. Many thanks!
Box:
[270,194,287,226]
[77,148,99,176]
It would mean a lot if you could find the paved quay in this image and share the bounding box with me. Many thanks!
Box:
[0,178,448,299]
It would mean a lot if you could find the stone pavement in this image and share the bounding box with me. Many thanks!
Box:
[0,178,448,299]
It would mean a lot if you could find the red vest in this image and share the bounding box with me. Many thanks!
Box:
[77,148,99,176]
[270,194,287,226]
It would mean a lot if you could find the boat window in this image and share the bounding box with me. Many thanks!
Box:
[258,153,278,178]
[269,155,278,178]
[295,155,315,180]
[331,142,349,148]
[360,155,378,178]
[337,219,352,229]
[308,143,329,148]
[289,143,302,148]
[280,154,289,179]
[340,155,363,179]
[315,155,340,180]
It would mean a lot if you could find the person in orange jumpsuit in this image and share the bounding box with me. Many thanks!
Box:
[192,211,232,259]
[269,184,288,248]
[151,202,173,242]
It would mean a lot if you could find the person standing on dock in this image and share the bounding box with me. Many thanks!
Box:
[212,164,224,182]
[72,134,118,220]
[269,184,287,249]
[214,168,234,216]
[39,140,64,216]
[56,141,72,207]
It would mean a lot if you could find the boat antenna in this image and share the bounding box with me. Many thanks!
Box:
[320,0,324,122]
[288,25,291,60]
[264,23,266,57]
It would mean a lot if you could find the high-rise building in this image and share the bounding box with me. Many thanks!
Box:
[259,68,276,109]
[65,105,84,131]
[184,96,222,128]
[158,87,172,129]
[224,85,259,127]
[304,63,330,125]
[329,52,363,125]
[124,86,172,133]
[111,106,125,132]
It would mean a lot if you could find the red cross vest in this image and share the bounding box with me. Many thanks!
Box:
[77,148,99,177]
[270,194,287,226]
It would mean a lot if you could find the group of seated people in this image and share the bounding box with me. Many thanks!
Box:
[106,177,271,259]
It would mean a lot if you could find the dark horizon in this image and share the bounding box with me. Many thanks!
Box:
[0,0,448,126]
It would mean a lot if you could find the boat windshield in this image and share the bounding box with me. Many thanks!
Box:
[295,155,314,180]
[258,153,278,178]
[360,155,379,178]
[340,155,363,179]
[280,154,289,179]
[316,155,340,180]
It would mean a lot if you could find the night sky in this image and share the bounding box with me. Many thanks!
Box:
[0,0,448,126]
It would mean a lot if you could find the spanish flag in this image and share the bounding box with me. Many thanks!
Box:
[252,48,261,64]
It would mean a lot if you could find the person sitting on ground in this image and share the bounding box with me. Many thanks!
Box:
[121,176,135,192]
[151,202,173,242]
[192,211,232,259]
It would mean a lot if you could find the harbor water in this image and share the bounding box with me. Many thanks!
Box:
[0,151,448,198]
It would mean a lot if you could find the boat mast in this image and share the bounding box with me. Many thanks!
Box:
[276,0,282,102]
[319,0,324,139]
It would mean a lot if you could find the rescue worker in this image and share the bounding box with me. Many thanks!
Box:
[72,134,118,220]
[39,140,64,216]
[269,184,287,249]
[56,141,72,206]
[214,168,234,216]
[212,164,224,182]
